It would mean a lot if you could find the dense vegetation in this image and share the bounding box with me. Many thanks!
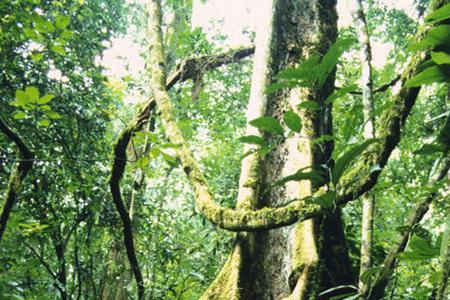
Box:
[0,0,449,299]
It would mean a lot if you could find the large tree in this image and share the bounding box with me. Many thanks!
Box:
[1,0,450,299]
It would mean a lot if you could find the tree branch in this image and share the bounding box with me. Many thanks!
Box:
[368,156,450,299]
[147,0,447,231]
[345,75,401,95]
[0,117,34,243]
[108,18,254,300]
[166,46,255,90]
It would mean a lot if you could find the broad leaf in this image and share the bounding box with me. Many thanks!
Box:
[360,267,384,284]
[413,144,445,155]
[298,101,320,110]
[318,38,356,86]
[425,4,450,24]
[315,191,336,209]
[326,85,358,104]
[272,170,326,188]
[431,51,450,65]
[332,138,378,185]
[45,111,62,119]
[51,45,67,55]
[55,15,71,30]
[283,110,302,133]
[25,86,39,102]
[13,111,27,120]
[31,52,44,63]
[15,90,29,105]
[426,25,450,47]
[401,235,440,260]
[38,119,51,127]
[37,94,55,104]
[238,135,265,145]
[406,65,450,87]
[249,116,284,136]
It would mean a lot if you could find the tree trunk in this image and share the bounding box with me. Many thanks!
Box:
[354,0,375,294]
[202,0,354,299]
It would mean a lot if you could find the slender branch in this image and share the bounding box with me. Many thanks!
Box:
[0,117,34,243]
[368,84,450,299]
[368,156,450,299]
[345,75,401,95]
[24,241,59,284]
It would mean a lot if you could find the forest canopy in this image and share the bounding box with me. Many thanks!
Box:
[0,0,450,299]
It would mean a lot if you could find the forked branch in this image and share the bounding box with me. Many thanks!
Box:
[147,0,446,232]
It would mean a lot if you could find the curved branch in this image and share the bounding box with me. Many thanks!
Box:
[108,103,155,300]
[0,117,34,243]
[148,0,441,231]
[108,19,255,300]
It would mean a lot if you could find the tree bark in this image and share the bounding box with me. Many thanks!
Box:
[0,117,34,244]
[202,0,353,298]
[354,0,376,294]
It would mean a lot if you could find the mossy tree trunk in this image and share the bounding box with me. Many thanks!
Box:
[202,0,354,299]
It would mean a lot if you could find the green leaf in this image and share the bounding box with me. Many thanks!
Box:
[31,52,44,63]
[413,144,445,155]
[426,25,450,47]
[51,45,67,55]
[272,170,326,188]
[150,147,161,158]
[38,119,51,127]
[283,110,302,133]
[23,28,37,39]
[44,110,62,119]
[37,94,55,104]
[401,235,440,260]
[161,152,179,166]
[15,90,29,105]
[249,116,284,136]
[138,156,149,169]
[406,65,450,87]
[59,30,74,41]
[431,51,450,65]
[318,38,356,86]
[55,15,71,30]
[326,85,358,104]
[407,38,434,52]
[425,4,450,24]
[276,55,320,82]
[297,101,320,110]
[258,144,275,157]
[315,191,336,209]
[238,135,265,145]
[332,138,378,185]
[25,86,40,102]
[360,267,384,284]
[266,81,297,94]
[13,111,27,120]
